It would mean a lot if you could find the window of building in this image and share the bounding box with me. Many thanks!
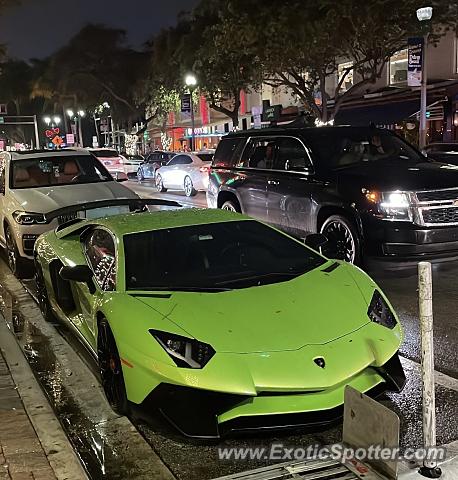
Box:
[337,62,354,91]
[390,49,408,84]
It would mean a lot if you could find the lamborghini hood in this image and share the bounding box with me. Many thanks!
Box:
[135,262,373,353]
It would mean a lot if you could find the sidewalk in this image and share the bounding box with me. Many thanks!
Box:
[0,350,57,480]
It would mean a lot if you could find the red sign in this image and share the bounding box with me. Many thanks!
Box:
[52,136,64,146]
[167,111,175,126]
[200,96,210,126]
[45,128,60,139]
[239,90,247,115]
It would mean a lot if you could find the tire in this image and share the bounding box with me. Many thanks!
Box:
[319,214,361,264]
[5,225,30,279]
[184,176,197,197]
[137,168,144,182]
[221,199,241,213]
[35,263,57,323]
[156,174,167,193]
[97,318,129,416]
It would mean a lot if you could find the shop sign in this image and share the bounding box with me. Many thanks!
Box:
[407,37,424,87]
[252,106,262,129]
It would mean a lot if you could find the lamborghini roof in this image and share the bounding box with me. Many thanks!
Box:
[93,208,250,236]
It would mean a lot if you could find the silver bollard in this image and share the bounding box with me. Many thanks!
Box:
[418,261,441,478]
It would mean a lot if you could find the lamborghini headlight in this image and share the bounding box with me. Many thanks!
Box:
[150,330,215,369]
[12,211,47,225]
[367,290,397,329]
[364,190,413,221]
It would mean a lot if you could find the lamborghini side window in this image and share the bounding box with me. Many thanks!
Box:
[84,228,116,291]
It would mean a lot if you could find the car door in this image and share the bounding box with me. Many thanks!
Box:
[266,136,316,239]
[71,228,117,347]
[163,155,191,188]
[234,137,274,222]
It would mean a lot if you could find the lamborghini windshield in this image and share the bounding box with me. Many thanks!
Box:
[10,155,112,189]
[124,220,325,291]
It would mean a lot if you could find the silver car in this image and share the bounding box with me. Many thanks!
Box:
[137,151,176,181]
[155,153,213,197]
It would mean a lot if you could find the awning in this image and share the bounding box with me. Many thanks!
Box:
[335,100,420,126]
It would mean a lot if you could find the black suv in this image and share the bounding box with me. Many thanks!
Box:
[207,126,458,263]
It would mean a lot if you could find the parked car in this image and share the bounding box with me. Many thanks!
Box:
[34,207,405,438]
[424,143,458,164]
[120,153,144,178]
[137,151,176,181]
[156,152,213,197]
[207,125,458,263]
[0,149,138,278]
[89,148,128,180]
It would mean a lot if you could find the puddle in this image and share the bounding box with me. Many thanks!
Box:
[0,282,143,479]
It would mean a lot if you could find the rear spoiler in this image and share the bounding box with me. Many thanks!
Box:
[45,198,182,223]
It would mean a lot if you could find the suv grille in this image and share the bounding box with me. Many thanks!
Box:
[417,189,458,202]
[57,213,78,225]
[422,207,458,225]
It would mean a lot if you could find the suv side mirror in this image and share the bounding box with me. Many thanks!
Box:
[304,233,328,250]
[59,265,96,293]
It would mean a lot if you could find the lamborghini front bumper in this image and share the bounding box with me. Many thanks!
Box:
[139,353,405,438]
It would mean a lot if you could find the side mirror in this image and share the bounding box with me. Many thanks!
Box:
[304,233,328,250]
[59,265,96,293]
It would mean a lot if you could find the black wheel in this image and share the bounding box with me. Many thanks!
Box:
[137,168,144,182]
[35,263,57,323]
[221,199,241,213]
[97,319,129,416]
[320,215,360,264]
[5,225,30,278]
[184,176,197,197]
[156,174,167,192]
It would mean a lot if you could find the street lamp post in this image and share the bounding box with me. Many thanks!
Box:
[417,6,433,150]
[66,109,85,147]
[185,74,197,151]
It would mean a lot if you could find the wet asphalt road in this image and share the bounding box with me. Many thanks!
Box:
[0,180,456,480]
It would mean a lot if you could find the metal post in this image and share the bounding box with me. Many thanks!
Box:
[190,90,195,151]
[419,34,428,149]
[33,115,40,149]
[418,262,441,478]
[78,117,83,147]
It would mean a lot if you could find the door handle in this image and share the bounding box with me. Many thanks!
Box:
[268,180,280,186]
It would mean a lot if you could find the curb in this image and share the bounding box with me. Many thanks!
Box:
[0,317,88,480]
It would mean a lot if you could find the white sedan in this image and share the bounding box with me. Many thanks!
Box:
[155,152,213,197]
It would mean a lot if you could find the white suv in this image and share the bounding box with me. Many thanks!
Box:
[0,149,138,278]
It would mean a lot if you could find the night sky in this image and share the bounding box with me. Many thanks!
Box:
[0,0,199,60]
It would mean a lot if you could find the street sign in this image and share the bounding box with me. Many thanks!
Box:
[408,37,424,87]
[252,106,262,129]
[181,94,191,113]
[66,133,75,145]
[100,117,109,133]
[92,136,99,148]
[262,104,282,122]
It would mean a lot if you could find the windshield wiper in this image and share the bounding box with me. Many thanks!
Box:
[216,271,303,286]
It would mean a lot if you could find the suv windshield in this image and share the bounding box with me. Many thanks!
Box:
[124,220,325,291]
[11,155,112,189]
[92,150,119,158]
[308,129,424,169]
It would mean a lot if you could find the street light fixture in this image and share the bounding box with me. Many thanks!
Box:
[66,109,74,118]
[185,74,198,151]
[53,116,61,125]
[43,116,51,126]
[417,6,433,149]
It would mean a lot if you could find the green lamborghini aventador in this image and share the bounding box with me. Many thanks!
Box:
[34,200,405,438]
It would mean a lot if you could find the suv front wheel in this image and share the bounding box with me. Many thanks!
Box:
[5,225,30,278]
[319,215,360,264]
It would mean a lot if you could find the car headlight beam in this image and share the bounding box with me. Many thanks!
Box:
[150,330,215,369]
[367,290,397,329]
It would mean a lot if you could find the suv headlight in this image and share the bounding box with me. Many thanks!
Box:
[12,211,47,225]
[150,330,215,369]
[364,190,412,221]
[367,290,397,329]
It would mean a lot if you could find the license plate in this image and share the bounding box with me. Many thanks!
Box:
[77,206,130,220]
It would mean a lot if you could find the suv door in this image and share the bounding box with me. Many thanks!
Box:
[235,137,276,222]
[266,136,315,239]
